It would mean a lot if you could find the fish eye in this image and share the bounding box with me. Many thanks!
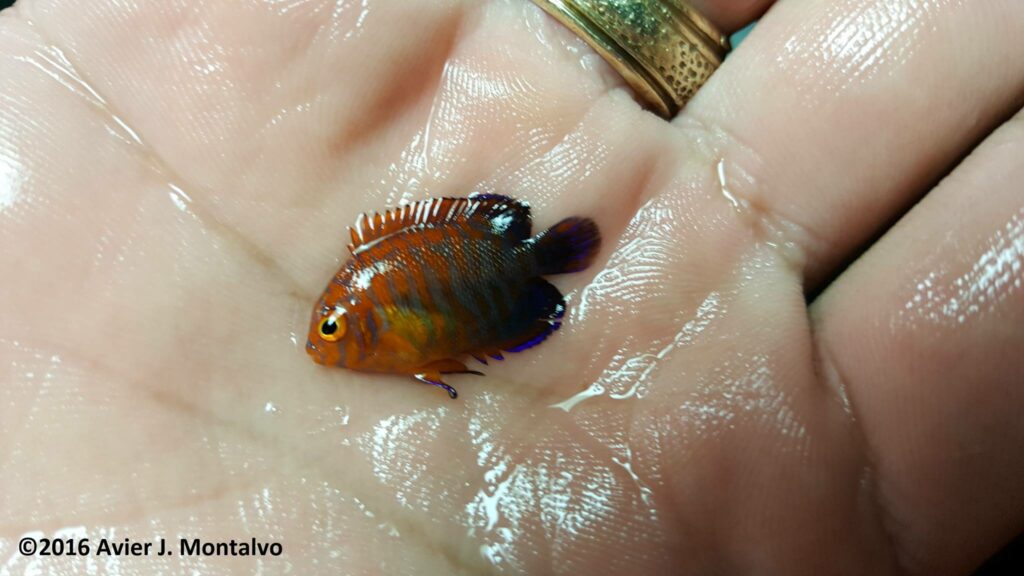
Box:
[318,313,346,342]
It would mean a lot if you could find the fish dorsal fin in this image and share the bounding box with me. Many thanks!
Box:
[348,194,531,253]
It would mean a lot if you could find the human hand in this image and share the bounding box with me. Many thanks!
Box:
[1,0,1021,574]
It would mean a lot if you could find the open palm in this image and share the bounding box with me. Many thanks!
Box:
[2,0,1022,574]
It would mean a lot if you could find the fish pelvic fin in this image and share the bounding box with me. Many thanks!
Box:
[414,359,486,399]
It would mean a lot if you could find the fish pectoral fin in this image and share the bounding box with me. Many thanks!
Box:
[413,373,459,399]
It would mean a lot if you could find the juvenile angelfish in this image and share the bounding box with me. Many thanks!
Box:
[306,193,600,399]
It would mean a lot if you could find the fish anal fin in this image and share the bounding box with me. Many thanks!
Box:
[348,195,532,253]
[469,348,504,363]
[496,278,566,354]
[498,319,562,354]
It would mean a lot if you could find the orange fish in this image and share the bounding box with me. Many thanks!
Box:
[306,194,600,398]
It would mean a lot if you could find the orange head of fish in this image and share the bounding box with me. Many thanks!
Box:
[306,274,360,368]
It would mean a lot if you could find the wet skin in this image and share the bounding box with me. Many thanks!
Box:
[1,0,1023,575]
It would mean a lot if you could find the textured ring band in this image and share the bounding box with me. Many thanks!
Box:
[530,0,730,118]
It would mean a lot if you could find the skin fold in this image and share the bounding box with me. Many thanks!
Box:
[0,0,1022,574]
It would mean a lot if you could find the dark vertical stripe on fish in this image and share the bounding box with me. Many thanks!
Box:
[400,238,434,346]
[440,226,482,342]
[357,308,371,351]
[365,307,380,345]
[468,236,502,334]
[421,254,456,346]
[410,244,445,342]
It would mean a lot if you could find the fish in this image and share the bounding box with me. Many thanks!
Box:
[305,193,600,399]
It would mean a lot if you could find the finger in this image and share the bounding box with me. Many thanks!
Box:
[812,110,1024,574]
[687,0,772,33]
[692,0,770,32]
[679,0,1024,286]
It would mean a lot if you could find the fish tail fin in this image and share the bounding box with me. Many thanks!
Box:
[534,217,601,275]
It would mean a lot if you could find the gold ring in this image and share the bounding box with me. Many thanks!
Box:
[530,0,730,118]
